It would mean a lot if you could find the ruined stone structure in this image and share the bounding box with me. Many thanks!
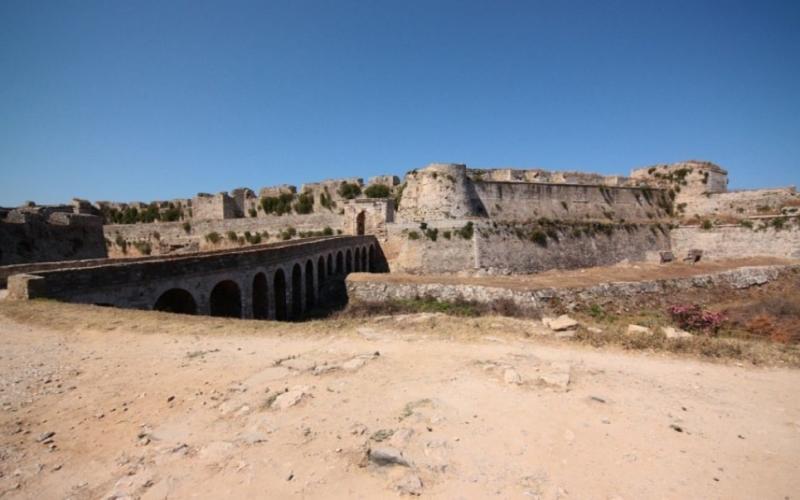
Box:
[3,158,797,316]
[8,236,383,320]
[0,205,106,266]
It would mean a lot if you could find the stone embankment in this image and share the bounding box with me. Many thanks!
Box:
[347,264,800,313]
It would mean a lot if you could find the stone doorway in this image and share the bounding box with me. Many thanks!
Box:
[356,211,366,235]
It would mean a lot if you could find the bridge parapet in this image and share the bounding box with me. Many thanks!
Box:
[7,236,384,321]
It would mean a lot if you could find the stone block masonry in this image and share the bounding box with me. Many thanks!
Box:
[347,264,799,315]
[671,224,800,261]
[7,236,384,322]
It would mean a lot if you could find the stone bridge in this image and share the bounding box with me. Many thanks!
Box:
[6,236,383,321]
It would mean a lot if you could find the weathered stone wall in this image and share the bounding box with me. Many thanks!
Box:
[682,188,799,220]
[343,199,394,237]
[0,212,107,266]
[347,264,799,313]
[8,236,382,321]
[474,223,670,273]
[384,221,669,274]
[397,163,671,224]
[671,224,800,260]
[104,212,344,257]
[193,193,236,220]
[473,182,670,223]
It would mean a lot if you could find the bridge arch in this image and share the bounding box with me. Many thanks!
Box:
[273,268,287,321]
[252,272,268,319]
[327,253,333,276]
[354,248,361,271]
[369,244,376,272]
[336,251,343,274]
[210,280,242,318]
[346,249,352,274]
[154,288,197,315]
[291,263,302,319]
[360,246,367,271]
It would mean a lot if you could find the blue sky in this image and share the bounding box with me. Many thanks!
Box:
[1,0,798,206]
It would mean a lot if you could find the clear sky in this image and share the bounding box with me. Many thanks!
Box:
[1,0,798,206]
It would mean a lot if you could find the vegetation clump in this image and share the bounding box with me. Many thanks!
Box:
[261,193,295,215]
[364,184,391,198]
[338,182,362,200]
[293,191,315,214]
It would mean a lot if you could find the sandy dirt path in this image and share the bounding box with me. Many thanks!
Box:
[0,303,799,499]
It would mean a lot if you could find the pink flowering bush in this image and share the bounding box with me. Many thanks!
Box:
[667,304,726,334]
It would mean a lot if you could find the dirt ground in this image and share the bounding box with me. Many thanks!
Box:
[348,257,797,290]
[0,301,798,499]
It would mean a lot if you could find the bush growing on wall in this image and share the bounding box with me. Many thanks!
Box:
[323,226,334,236]
[456,222,474,240]
[205,232,221,244]
[338,182,361,200]
[408,231,420,240]
[294,191,314,214]
[182,222,191,233]
[261,193,295,215]
[226,231,237,242]
[133,241,152,255]
[248,208,257,218]
[364,184,391,198]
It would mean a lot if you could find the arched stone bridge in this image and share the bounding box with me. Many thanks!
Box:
[7,236,383,321]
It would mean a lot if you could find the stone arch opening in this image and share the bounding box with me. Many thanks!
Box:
[336,251,344,274]
[356,210,366,235]
[346,249,352,274]
[327,253,333,276]
[252,272,268,319]
[274,269,287,321]
[153,288,197,315]
[291,263,302,319]
[361,246,367,271]
[354,247,361,272]
[369,244,377,272]
[209,280,242,318]
[317,256,326,293]
[305,260,315,310]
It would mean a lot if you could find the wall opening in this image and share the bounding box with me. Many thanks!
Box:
[354,248,361,272]
[209,280,242,318]
[356,211,366,235]
[361,246,367,271]
[346,249,352,274]
[327,253,333,276]
[252,272,268,319]
[369,244,376,272]
[305,260,315,309]
[336,251,343,274]
[274,269,287,321]
[153,288,198,315]
[291,263,302,319]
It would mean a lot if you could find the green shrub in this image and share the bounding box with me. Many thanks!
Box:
[205,232,221,244]
[226,230,237,242]
[323,226,334,236]
[408,231,420,240]
[261,193,295,215]
[771,218,786,231]
[364,184,391,198]
[530,231,548,247]
[151,231,160,240]
[133,241,152,255]
[442,230,451,240]
[248,208,257,218]
[701,220,713,230]
[249,233,262,244]
[457,221,474,240]
[425,228,438,241]
[338,182,361,199]
[740,219,754,229]
[294,191,314,214]
[161,207,181,222]
[182,222,191,233]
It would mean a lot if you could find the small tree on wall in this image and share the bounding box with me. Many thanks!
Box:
[338,182,361,199]
[364,184,391,198]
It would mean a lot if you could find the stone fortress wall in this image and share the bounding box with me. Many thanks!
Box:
[0,202,107,266]
[2,158,797,272]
